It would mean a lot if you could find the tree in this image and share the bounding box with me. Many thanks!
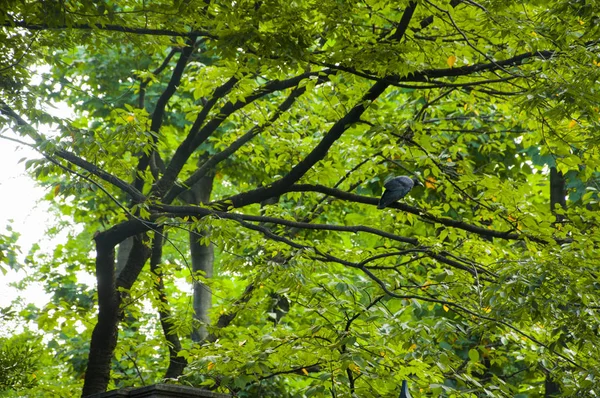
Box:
[2,0,600,396]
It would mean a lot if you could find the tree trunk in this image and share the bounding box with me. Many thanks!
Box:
[82,224,150,397]
[82,239,119,397]
[181,165,215,343]
[116,237,134,277]
[189,230,214,342]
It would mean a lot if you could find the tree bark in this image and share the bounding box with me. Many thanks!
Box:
[82,238,119,397]
[181,163,215,343]
[115,237,133,277]
[82,227,150,397]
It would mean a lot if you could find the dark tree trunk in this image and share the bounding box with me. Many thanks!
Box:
[82,223,151,397]
[82,238,119,397]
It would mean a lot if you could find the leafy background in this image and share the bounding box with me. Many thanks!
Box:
[1,0,600,397]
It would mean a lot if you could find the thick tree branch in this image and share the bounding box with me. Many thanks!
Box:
[82,235,119,397]
[56,149,146,202]
[318,49,554,87]
[115,234,151,292]
[4,20,213,38]
[400,50,553,81]
[135,40,196,193]
[389,1,418,41]
[138,48,178,109]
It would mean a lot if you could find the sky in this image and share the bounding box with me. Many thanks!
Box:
[0,138,52,314]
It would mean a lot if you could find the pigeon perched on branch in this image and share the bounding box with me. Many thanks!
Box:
[378,175,419,209]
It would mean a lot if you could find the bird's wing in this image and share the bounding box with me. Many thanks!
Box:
[378,189,398,209]
[384,176,414,191]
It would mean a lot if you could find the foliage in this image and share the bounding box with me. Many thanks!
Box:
[0,226,21,275]
[2,0,600,397]
[0,334,40,393]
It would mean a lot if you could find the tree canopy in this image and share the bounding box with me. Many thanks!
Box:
[2,0,600,397]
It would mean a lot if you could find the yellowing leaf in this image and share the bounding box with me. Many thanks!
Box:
[483,306,491,313]
[425,177,436,189]
[208,362,215,371]
[443,304,450,312]
[349,363,360,374]
[568,119,577,128]
[447,55,457,68]
[301,368,309,376]
[408,343,417,352]
[126,115,135,122]
[53,185,60,197]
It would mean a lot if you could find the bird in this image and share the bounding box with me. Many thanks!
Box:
[378,175,418,209]
[399,380,412,398]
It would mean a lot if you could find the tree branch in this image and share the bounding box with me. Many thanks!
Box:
[154,204,419,245]
[153,70,331,198]
[3,20,214,39]
[0,101,146,202]
[163,85,308,203]
[135,40,197,193]
[284,184,550,243]
[222,80,391,208]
